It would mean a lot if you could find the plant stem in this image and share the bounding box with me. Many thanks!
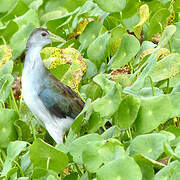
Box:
[13,160,24,177]
[10,88,19,113]
[148,76,155,96]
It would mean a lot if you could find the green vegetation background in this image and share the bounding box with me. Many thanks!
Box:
[0,0,180,179]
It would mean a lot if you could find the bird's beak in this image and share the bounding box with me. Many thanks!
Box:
[50,32,66,43]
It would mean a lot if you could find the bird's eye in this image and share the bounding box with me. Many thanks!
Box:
[41,32,47,37]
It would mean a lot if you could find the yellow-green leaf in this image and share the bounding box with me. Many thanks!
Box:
[41,47,86,92]
[134,4,149,39]
[0,45,12,68]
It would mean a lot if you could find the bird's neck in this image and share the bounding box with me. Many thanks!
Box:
[24,46,44,70]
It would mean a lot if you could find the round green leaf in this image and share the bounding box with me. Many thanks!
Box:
[147,8,170,39]
[0,109,18,148]
[87,32,110,68]
[82,141,104,173]
[135,95,172,134]
[127,133,167,160]
[99,139,125,164]
[110,34,140,69]
[94,0,126,12]
[96,157,142,180]
[114,95,140,128]
[30,138,68,173]
[93,84,121,117]
[79,21,102,50]
[69,133,104,164]
[150,53,180,82]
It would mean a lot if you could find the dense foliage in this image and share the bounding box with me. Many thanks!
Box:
[0,0,180,179]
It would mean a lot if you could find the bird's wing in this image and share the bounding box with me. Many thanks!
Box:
[38,72,84,119]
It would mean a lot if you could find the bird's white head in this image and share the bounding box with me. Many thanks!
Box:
[26,28,51,50]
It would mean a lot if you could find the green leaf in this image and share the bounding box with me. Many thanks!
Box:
[102,126,122,139]
[154,161,180,180]
[71,98,91,134]
[96,157,142,180]
[93,84,121,117]
[127,133,167,160]
[0,109,18,148]
[0,20,18,43]
[147,8,170,39]
[0,60,13,75]
[129,53,157,91]
[99,139,125,164]
[87,112,101,133]
[150,53,180,82]
[28,0,43,10]
[30,138,68,173]
[135,95,172,134]
[40,9,68,22]
[14,120,31,141]
[109,26,127,56]
[134,154,154,180]
[158,25,176,48]
[110,34,140,69]
[94,0,126,12]
[134,154,165,169]
[80,82,102,101]
[69,133,104,164]
[87,32,110,68]
[82,141,104,173]
[46,8,79,36]
[79,21,102,50]
[14,9,40,28]
[171,22,180,53]
[122,0,139,19]
[0,0,15,13]
[169,92,180,118]
[113,95,140,128]
[10,24,35,57]
[1,141,27,176]
[93,74,115,94]
[1,0,29,22]
[83,59,97,79]
[62,172,78,180]
[0,74,14,101]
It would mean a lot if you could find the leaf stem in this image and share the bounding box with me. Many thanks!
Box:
[148,76,155,96]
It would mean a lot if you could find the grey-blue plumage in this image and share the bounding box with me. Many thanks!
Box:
[22,28,84,143]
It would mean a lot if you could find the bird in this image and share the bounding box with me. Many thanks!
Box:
[22,28,85,143]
